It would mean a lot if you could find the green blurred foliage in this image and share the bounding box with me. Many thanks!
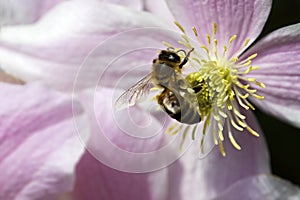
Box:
[254,0,300,186]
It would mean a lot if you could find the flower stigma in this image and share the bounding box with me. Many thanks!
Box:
[164,22,265,156]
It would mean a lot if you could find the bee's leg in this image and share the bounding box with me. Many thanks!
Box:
[179,48,194,68]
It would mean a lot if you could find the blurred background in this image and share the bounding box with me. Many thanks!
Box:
[255,0,300,186]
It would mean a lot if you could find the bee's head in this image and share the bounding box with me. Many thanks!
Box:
[158,50,181,63]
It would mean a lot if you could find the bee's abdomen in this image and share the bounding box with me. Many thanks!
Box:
[157,89,201,125]
[176,99,201,124]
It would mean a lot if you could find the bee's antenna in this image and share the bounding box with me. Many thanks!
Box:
[179,48,194,68]
[167,46,175,51]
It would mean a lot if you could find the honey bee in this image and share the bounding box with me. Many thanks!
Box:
[115,48,201,124]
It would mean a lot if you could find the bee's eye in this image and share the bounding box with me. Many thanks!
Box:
[168,54,175,61]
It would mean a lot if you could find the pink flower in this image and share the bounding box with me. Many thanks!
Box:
[0,0,300,200]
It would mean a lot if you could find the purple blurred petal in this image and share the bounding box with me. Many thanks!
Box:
[166,0,271,56]
[71,87,173,199]
[0,0,169,92]
[213,174,300,200]
[72,151,169,200]
[242,23,300,128]
[99,0,144,10]
[0,82,87,199]
[166,110,270,200]
[143,0,175,25]
[75,87,192,173]
[0,0,62,25]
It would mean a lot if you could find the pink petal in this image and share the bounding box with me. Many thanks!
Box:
[213,174,300,200]
[241,23,300,128]
[166,110,270,200]
[0,0,62,25]
[0,82,87,199]
[71,87,176,199]
[76,87,194,173]
[143,0,175,25]
[98,0,144,10]
[72,151,169,200]
[166,0,272,55]
[0,0,172,92]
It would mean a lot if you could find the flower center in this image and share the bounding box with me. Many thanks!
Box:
[166,22,265,156]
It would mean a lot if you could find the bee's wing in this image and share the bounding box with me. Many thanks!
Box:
[115,74,153,110]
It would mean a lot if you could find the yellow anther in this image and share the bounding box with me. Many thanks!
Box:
[229,35,237,43]
[218,109,228,118]
[237,97,249,110]
[237,83,250,89]
[165,123,177,134]
[214,38,218,46]
[236,118,247,128]
[233,108,246,120]
[230,119,243,131]
[201,45,210,54]
[231,57,239,62]
[238,92,249,99]
[170,126,181,135]
[246,53,258,61]
[207,34,211,44]
[243,38,250,47]
[217,121,224,132]
[227,103,233,110]
[223,46,228,55]
[192,26,198,37]
[174,21,186,33]
[252,93,265,100]
[245,88,257,93]
[255,81,266,88]
[245,101,255,110]
[243,60,252,66]
[240,66,254,74]
[219,141,226,156]
[213,22,218,35]
[162,41,174,48]
[229,132,241,150]
[246,77,256,82]
[246,126,260,137]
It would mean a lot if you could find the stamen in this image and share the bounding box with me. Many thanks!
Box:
[246,126,260,137]
[219,140,226,156]
[174,21,186,33]
[167,21,265,156]
[229,35,237,43]
[192,26,198,37]
[180,125,190,150]
[162,41,174,48]
[227,119,241,150]
[251,93,265,100]
[213,22,217,35]
[192,125,198,140]
[170,125,182,135]
[243,38,250,47]
[206,34,211,45]
[165,123,177,134]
